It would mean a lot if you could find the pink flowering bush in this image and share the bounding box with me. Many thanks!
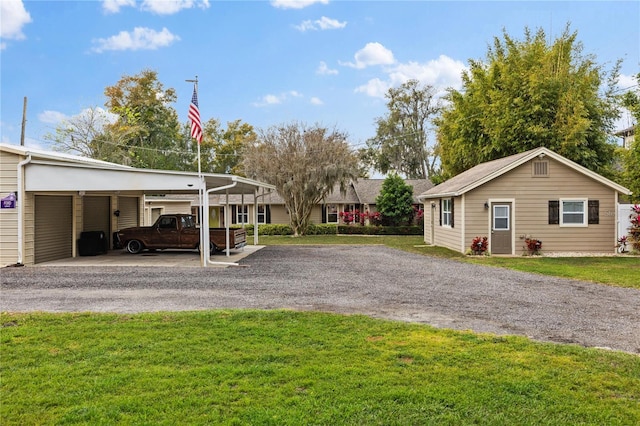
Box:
[339,210,383,226]
[627,204,640,252]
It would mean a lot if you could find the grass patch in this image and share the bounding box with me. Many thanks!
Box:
[465,256,640,289]
[2,311,639,425]
[253,235,639,289]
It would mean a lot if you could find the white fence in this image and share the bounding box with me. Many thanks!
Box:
[618,204,634,239]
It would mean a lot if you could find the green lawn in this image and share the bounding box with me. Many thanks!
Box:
[3,235,638,424]
[2,310,639,425]
[254,235,640,289]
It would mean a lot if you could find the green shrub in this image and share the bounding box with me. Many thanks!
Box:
[232,224,421,236]
[231,224,293,236]
[306,224,338,235]
[258,224,294,236]
[337,225,422,235]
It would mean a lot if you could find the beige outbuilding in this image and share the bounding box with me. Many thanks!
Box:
[418,147,632,255]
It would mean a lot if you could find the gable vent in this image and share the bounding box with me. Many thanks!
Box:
[532,160,549,177]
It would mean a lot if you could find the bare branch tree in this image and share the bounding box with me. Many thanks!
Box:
[243,122,359,236]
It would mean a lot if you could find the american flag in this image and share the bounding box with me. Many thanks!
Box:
[188,86,203,144]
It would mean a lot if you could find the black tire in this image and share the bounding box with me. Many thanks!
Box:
[197,242,216,255]
[126,239,144,254]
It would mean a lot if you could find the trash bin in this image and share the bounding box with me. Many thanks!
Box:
[77,231,108,256]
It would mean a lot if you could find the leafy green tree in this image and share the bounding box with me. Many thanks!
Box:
[619,72,640,201]
[361,80,440,179]
[436,25,621,179]
[104,69,185,170]
[208,119,256,175]
[375,174,415,226]
[243,122,359,236]
[181,118,257,175]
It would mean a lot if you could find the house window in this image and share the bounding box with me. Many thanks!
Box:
[326,204,338,223]
[532,160,549,177]
[257,205,266,224]
[560,199,587,226]
[493,205,510,230]
[236,205,249,224]
[441,199,452,227]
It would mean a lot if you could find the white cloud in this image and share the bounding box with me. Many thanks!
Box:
[618,73,638,91]
[102,0,210,15]
[295,16,346,32]
[253,91,303,107]
[38,108,119,127]
[140,0,210,15]
[271,0,328,10]
[0,0,32,48]
[310,97,323,105]
[341,42,395,69]
[294,20,316,32]
[354,54,467,99]
[316,61,338,75]
[316,16,346,30]
[387,55,467,92]
[38,110,69,124]
[91,27,180,53]
[354,78,390,98]
[102,0,135,14]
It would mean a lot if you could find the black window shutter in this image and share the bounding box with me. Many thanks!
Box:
[548,200,559,224]
[266,205,271,224]
[451,198,455,228]
[439,200,442,226]
[321,205,327,223]
[588,200,599,224]
[231,205,237,224]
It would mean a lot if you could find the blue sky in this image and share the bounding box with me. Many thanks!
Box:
[1,0,638,153]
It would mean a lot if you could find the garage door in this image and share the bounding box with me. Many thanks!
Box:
[83,196,110,234]
[117,196,139,229]
[35,195,73,263]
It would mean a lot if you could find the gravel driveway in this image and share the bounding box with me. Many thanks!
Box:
[2,245,639,354]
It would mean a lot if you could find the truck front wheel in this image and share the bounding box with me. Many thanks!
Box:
[126,239,144,254]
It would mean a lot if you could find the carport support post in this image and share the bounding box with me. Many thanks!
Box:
[200,175,208,267]
[254,189,258,246]
[205,181,239,267]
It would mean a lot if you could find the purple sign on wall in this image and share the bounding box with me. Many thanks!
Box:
[1,193,16,209]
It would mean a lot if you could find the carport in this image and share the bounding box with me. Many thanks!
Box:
[1,144,274,267]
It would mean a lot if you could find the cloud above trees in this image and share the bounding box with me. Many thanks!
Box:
[102,0,210,15]
[91,27,180,52]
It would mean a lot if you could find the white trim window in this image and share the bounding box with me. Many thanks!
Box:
[326,204,338,223]
[560,199,587,226]
[257,205,266,224]
[236,205,249,224]
[441,199,452,227]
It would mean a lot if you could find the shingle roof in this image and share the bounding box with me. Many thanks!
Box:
[352,179,434,204]
[152,178,434,206]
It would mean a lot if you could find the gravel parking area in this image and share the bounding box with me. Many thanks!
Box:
[2,245,639,354]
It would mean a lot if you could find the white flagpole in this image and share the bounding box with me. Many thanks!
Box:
[187,76,205,266]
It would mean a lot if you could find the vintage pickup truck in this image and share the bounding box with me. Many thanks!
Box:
[116,214,247,255]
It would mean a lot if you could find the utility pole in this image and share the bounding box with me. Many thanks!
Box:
[20,97,27,146]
